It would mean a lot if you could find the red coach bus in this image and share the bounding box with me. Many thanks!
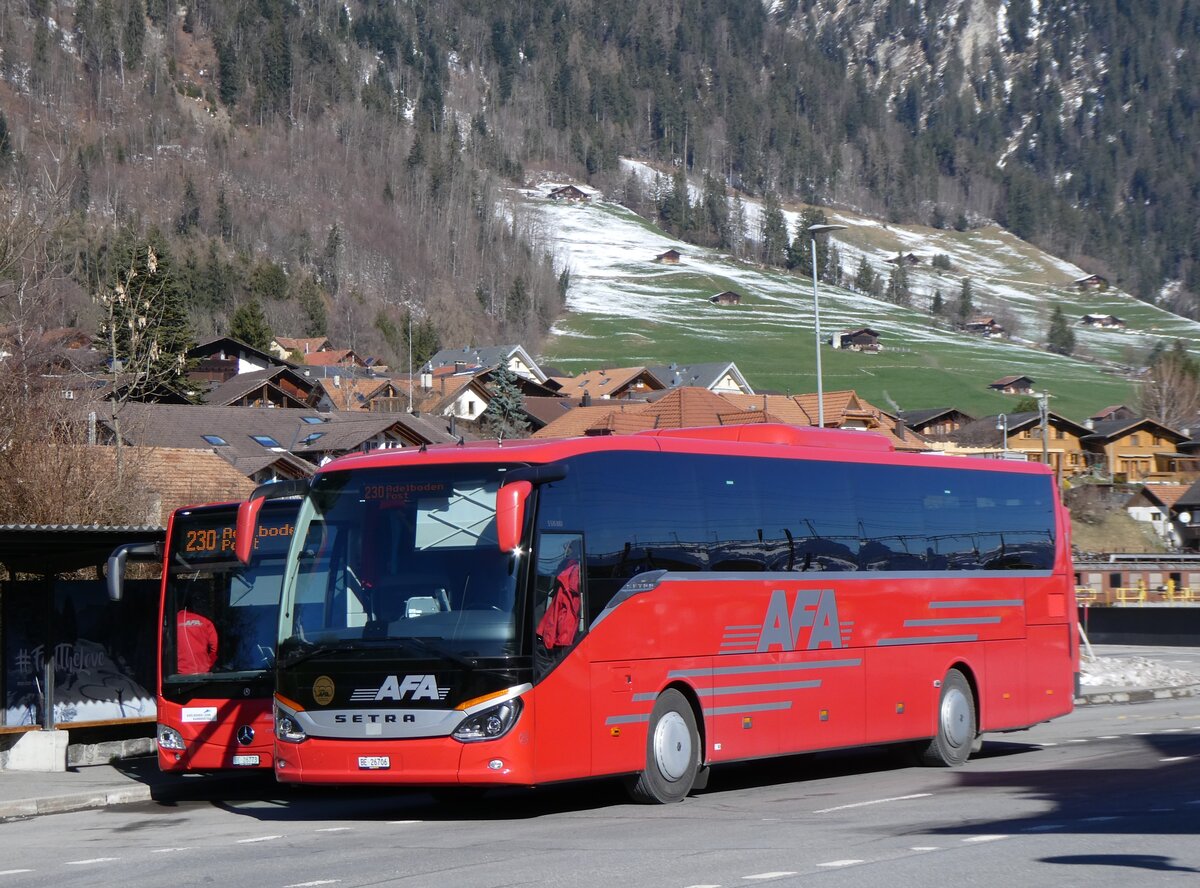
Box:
[112,500,298,771]
[239,424,1077,803]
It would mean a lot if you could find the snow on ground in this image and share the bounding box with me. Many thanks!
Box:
[1080,655,1200,689]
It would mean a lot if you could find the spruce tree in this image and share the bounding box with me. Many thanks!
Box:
[1046,304,1076,356]
[931,289,945,315]
[853,256,876,294]
[759,191,788,268]
[229,298,272,350]
[480,364,530,440]
[957,277,975,325]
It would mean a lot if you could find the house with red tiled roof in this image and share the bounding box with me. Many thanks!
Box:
[299,348,368,368]
[271,336,333,360]
[722,390,929,451]
[547,367,665,401]
[1126,484,1192,548]
[532,387,785,439]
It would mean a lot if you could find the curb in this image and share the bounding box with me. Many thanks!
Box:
[1074,683,1200,706]
[0,785,153,822]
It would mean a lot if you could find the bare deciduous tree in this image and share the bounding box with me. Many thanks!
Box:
[1137,351,1200,432]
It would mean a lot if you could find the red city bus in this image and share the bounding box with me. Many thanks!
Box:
[113,500,298,771]
[240,424,1077,802]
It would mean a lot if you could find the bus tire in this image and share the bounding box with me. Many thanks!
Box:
[918,669,976,767]
[626,689,700,804]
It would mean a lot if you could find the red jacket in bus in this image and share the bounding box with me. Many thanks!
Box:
[177,608,219,674]
[537,560,581,649]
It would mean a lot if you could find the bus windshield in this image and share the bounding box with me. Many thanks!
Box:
[163,502,296,684]
[280,465,523,660]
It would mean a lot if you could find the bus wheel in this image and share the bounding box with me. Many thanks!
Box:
[626,689,700,804]
[918,669,976,767]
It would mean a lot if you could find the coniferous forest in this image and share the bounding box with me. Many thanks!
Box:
[0,0,1198,367]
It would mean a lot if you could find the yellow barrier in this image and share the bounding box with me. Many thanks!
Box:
[1114,586,1146,604]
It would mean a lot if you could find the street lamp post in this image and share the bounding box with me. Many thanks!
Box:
[1036,391,1050,466]
[807,223,847,427]
[996,413,1008,453]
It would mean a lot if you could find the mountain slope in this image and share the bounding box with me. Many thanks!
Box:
[529,168,1200,420]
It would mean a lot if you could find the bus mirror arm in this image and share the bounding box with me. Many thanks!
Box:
[106,542,162,601]
[236,478,309,565]
[496,481,533,553]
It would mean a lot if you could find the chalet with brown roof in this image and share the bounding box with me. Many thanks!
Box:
[187,337,293,385]
[314,376,407,412]
[1091,405,1137,423]
[1082,417,1193,483]
[1080,314,1125,328]
[944,412,1093,476]
[205,366,319,408]
[896,407,975,439]
[655,249,682,264]
[886,252,922,266]
[964,316,1005,337]
[988,375,1035,394]
[547,367,665,401]
[1075,274,1109,291]
[832,327,881,351]
[710,291,742,306]
[548,184,589,201]
[397,369,493,424]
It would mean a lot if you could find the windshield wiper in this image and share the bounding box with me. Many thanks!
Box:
[278,640,350,668]
[397,637,477,670]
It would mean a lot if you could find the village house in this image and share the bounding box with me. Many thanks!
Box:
[1125,484,1192,549]
[964,316,1005,337]
[203,365,320,409]
[897,407,975,439]
[548,184,589,201]
[647,362,755,395]
[1091,405,1138,423]
[1075,274,1110,291]
[988,375,1035,395]
[944,412,1093,476]
[831,327,882,351]
[271,336,334,361]
[426,344,549,385]
[709,291,742,306]
[1081,417,1193,483]
[1080,314,1125,329]
[655,249,682,264]
[886,252,922,266]
[721,390,929,452]
[187,336,293,385]
[547,367,665,401]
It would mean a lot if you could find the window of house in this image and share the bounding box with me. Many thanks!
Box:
[301,416,327,424]
[251,435,282,448]
[1130,434,1140,446]
[202,435,228,446]
[468,402,476,415]
[302,432,325,445]
[1055,428,1065,439]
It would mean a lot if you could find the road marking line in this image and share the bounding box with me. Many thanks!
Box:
[65,858,119,865]
[386,820,422,825]
[963,835,1007,843]
[910,847,939,852]
[813,793,931,814]
[1039,742,1058,747]
[315,827,353,832]
[1164,728,1184,733]
[237,836,282,844]
[284,882,342,888]
[1066,739,1089,743]
[684,884,721,887]
[1098,735,1119,739]
[0,871,33,876]
[150,848,190,853]
[1160,756,1190,762]
[743,873,798,880]
[817,860,863,868]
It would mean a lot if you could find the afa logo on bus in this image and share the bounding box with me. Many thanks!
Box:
[722,589,848,653]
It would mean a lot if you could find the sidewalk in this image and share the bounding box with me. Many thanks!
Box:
[3,646,1198,821]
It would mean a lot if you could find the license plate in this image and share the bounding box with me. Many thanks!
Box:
[358,755,391,770]
[232,754,261,767]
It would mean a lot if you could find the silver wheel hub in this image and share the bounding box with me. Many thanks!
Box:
[653,711,692,782]
[940,686,971,749]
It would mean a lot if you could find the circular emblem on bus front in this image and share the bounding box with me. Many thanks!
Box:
[236,725,255,746]
[313,675,335,706]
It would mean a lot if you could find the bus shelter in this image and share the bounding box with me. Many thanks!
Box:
[0,524,163,767]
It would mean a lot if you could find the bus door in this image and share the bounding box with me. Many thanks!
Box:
[531,531,590,780]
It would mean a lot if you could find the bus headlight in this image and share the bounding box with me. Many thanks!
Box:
[157,724,184,751]
[452,698,523,742]
[274,702,307,744]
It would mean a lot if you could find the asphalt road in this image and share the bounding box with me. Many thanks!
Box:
[1,698,1197,888]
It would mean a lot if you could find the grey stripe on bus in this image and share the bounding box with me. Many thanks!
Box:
[876,634,980,646]
[705,701,794,716]
[631,680,822,703]
[903,617,1003,627]
[669,659,862,679]
[928,599,1023,608]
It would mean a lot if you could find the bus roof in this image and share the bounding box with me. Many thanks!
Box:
[316,424,1055,478]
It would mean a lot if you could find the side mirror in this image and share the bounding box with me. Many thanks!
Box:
[235,496,266,565]
[106,542,162,601]
[496,481,532,552]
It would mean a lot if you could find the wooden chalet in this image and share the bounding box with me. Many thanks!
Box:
[548,185,589,201]
[710,291,742,306]
[964,316,1005,337]
[1080,314,1125,328]
[832,327,882,351]
[988,375,1035,395]
[655,249,682,264]
[547,367,665,401]
[897,407,975,439]
[886,252,922,266]
[1082,417,1193,483]
[1075,274,1110,291]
